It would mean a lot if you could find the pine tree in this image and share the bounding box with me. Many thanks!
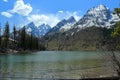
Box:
[30,33,33,50]
[114,8,120,17]
[112,7,120,48]
[4,22,10,49]
[21,26,26,50]
[18,27,21,50]
[35,37,38,49]
[13,26,16,50]
[0,23,1,47]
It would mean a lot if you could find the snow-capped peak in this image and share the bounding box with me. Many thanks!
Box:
[67,16,76,23]
[59,16,76,32]
[74,4,119,28]
[25,22,51,37]
[25,22,39,37]
[98,4,108,9]
[27,22,35,27]
[26,22,36,32]
[88,4,108,13]
[87,4,110,19]
[38,23,51,36]
[47,16,76,34]
[96,4,108,10]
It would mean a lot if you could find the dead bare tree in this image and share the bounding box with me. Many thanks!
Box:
[101,38,120,77]
[110,51,120,76]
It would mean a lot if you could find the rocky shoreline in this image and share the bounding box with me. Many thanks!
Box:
[0,49,39,54]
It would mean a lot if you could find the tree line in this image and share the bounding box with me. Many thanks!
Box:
[0,22,46,53]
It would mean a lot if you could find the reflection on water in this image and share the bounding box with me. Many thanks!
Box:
[0,51,111,79]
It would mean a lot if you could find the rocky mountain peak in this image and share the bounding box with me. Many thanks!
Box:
[67,16,76,23]
[87,4,110,18]
[74,4,114,27]
[27,22,35,27]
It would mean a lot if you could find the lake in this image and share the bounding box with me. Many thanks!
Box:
[0,51,114,80]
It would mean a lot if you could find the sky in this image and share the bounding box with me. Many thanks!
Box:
[0,0,120,29]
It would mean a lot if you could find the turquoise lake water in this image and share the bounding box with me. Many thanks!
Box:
[0,51,112,80]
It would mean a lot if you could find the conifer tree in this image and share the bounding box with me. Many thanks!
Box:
[0,23,1,47]
[21,26,26,50]
[4,22,10,49]
[30,33,33,50]
[13,25,16,50]
[114,8,120,17]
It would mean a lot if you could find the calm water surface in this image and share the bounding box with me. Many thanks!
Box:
[0,51,111,80]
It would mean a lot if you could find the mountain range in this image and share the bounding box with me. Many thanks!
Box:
[25,22,51,37]
[25,4,120,37]
[46,16,76,35]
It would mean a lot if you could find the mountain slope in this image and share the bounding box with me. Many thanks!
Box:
[41,4,120,51]
[26,22,51,37]
[47,16,76,35]
[38,24,51,36]
[74,4,120,28]
[59,16,76,32]
[26,22,39,37]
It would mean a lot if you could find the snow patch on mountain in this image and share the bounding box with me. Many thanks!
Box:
[74,4,120,28]
[26,22,39,37]
[59,16,76,32]
[47,16,76,35]
[59,23,75,32]
[25,22,51,37]
[38,24,51,36]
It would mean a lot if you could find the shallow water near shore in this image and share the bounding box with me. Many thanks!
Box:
[0,51,114,79]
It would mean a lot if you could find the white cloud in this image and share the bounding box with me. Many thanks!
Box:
[67,11,81,21]
[58,11,63,13]
[27,14,60,27]
[1,0,33,17]
[3,0,8,2]
[10,0,33,16]
[56,11,81,21]
[73,11,81,21]
[1,12,13,18]
[27,11,81,27]
[1,0,81,27]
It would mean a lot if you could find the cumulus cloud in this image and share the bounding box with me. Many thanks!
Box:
[1,0,33,17]
[3,0,8,2]
[27,14,60,27]
[1,12,13,18]
[58,11,64,13]
[10,0,33,16]
[1,0,81,27]
[73,11,81,21]
[27,11,81,27]
[56,11,81,21]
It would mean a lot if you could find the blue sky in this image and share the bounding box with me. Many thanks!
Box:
[0,0,119,29]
